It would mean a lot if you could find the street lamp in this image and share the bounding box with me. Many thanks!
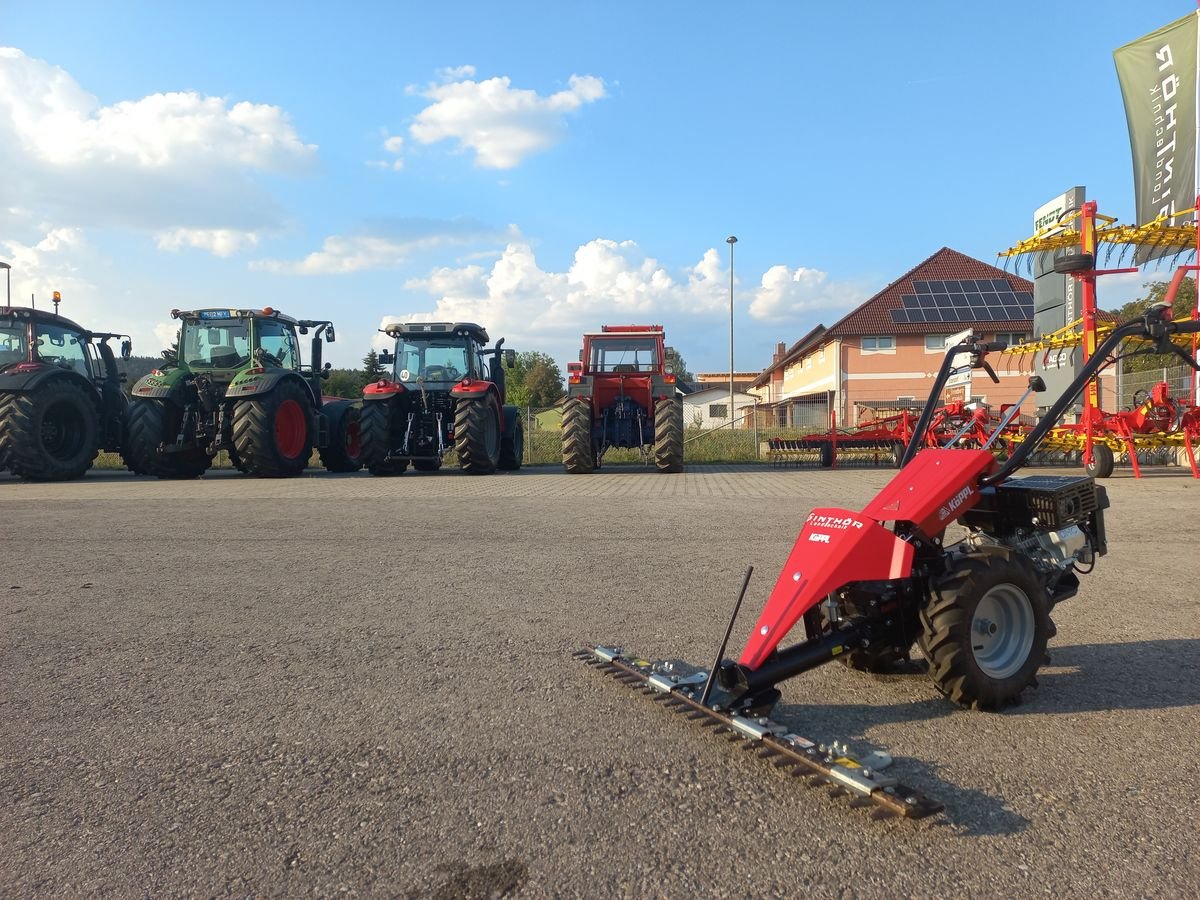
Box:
[726,236,737,430]
[0,262,10,306]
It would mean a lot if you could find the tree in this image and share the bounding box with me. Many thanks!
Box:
[1104,277,1197,373]
[664,346,693,382]
[362,349,385,383]
[504,351,565,408]
[324,368,365,398]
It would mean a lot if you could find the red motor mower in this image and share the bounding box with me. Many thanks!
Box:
[578,277,1200,819]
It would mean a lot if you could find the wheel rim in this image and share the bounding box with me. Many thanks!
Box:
[274,399,307,458]
[41,399,86,460]
[344,418,361,460]
[971,584,1035,679]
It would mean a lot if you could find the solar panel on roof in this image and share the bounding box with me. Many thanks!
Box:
[914,281,932,294]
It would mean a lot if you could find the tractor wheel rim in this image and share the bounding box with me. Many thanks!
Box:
[274,399,307,458]
[971,584,1035,679]
[42,399,84,458]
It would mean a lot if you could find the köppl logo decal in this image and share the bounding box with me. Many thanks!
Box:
[937,485,974,521]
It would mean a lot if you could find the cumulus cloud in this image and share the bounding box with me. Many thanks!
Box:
[251,218,507,275]
[408,71,607,168]
[747,265,866,320]
[155,228,261,257]
[0,46,315,244]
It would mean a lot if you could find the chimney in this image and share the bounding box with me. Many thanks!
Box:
[773,341,786,364]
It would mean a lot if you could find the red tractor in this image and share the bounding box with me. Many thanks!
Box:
[579,277,1200,819]
[358,321,521,475]
[561,324,683,473]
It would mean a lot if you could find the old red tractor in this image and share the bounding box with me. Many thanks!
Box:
[561,324,683,473]
[579,275,1200,819]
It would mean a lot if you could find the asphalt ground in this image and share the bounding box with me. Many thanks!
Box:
[1,464,1197,898]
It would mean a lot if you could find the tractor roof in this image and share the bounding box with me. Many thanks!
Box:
[583,326,665,341]
[383,321,490,344]
[172,307,301,326]
[0,306,89,333]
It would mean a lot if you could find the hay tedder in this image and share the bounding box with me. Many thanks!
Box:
[579,276,1200,819]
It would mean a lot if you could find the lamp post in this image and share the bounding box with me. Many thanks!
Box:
[726,236,737,430]
[0,262,10,306]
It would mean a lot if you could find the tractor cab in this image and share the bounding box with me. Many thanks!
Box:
[381,322,490,385]
[173,308,305,380]
[0,307,131,383]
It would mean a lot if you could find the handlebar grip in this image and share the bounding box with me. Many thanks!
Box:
[982,360,1000,384]
[980,340,1008,352]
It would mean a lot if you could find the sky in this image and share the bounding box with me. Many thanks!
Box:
[1,1,1193,374]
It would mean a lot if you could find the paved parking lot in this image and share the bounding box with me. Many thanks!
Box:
[2,465,1197,896]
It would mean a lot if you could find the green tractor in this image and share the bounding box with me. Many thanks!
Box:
[0,301,133,481]
[125,307,361,478]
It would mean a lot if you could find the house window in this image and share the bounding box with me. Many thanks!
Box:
[709,403,728,419]
[924,334,950,352]
[861,336,895,351]
[995,332,1027,346]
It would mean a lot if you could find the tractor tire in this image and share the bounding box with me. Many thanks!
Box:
[562,398,594,474]
[318,401,363,473]
[124,399,211,479]
[455,395,500,475]
[0,380,99,481]
[359,401,406,475]
[918,550,1054,710]
[413,458,442,472]
[232,380,313,478]
[653,397,684,473]
[1084,443,1114,479]
[499,405,524,471]
[891,442,905,469]
[819,442,834,468]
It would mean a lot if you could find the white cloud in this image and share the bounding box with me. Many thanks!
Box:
[437,65,477,82]
[408,72,607,168]
[155,228,260,257]
[0,47,315,240]
[1,227,92,310]
[383,135,405,154]
[747,264,866,320]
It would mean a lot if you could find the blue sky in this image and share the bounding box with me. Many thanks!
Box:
[1,1,1191,372]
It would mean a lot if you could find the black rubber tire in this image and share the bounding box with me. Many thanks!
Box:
[318,401,363,473]
[412,458,442,472]
[891,442,905,469]
[819,442,834,468]
[0,379,99,481]
[124,398,210,479]
[653,397,684,473]
[498,406,524,471]
[918,550,1054,710]
[1084,443,1114,479]
[455,395,500,475]
[359,400,406,475]
[562,398,594,474]
[231,380,313,478]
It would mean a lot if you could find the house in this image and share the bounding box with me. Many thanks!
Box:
[681,387,758,429]
[750,248,1035,428]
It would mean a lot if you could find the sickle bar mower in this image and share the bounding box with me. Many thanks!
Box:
[578,278,1200,821]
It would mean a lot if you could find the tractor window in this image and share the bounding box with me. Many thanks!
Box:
[589,337,659,373]
[0,322,27,367]
[34,323,90,376]
[394,337,469,383]
[257,319,299,369]
[182,320,250,369]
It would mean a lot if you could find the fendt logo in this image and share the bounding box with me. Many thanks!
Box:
[808,533,831,544]
[806,513,864,530]
[937,485,975,521]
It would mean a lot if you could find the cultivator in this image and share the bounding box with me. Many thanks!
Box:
[573,647,942,819]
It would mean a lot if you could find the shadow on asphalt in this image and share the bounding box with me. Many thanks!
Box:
[765,639,1199,836]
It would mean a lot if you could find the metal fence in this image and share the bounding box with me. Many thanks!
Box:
[1115,364,1197,410]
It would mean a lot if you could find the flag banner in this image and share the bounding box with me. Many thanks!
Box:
[1114,12,1199,261]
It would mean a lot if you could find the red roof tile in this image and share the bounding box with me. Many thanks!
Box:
[825,247,1034,337]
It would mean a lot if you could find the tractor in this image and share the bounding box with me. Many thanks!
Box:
[561,324,683,473]
[578,281,1200,819]
[358,321,521,475]
[0,299,133,481]
[125,307,361,478]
